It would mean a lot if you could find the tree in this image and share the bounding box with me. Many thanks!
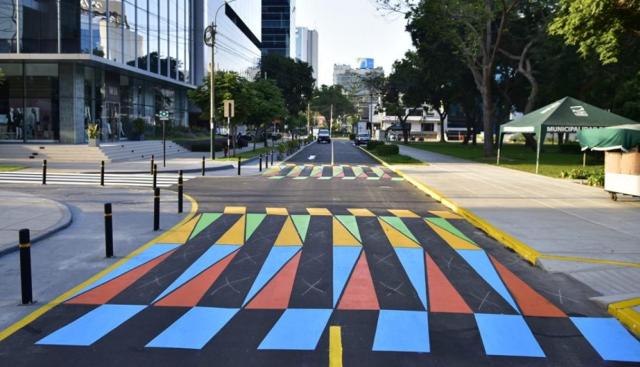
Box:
[408,0,519,156]
[549,0,640,65]
[246,79,287,149]
[311,85,356,126]
[260,54,315,119]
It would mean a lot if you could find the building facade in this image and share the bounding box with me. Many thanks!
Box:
[0,0,195,144]
[295,27,318,81]
[333,61,384,124]
[261,0,295,58]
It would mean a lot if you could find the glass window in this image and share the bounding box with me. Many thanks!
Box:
[20,1,58,53]
[0,1,19,52]
[169,0,177,79]
[136,0,148,71]
[60,0,80,53]
[24,64,59,141]
[158,0,168,76]
[80,0,92,53]
[148,0,159,73]
[183,0,190,82]
[107,0,123,62]
[0,63,24,141]
[92,0,107,57]
[123,0,136,66]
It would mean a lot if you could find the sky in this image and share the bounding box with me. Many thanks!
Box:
[295,0,414,86]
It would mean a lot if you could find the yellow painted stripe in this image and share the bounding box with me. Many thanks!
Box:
[333,218,361,246]
[0,193,199,342]
[224,206,246,214]
[388,209,420,218]
[307,208,332,216]
[378,219,421,248]
[274,217,303,246]
[538,254,640,268]
[348,208,376,217]
[215,215,246,246]
[426,221,480,250]
[266,207,289,216]
[429,210,463,220]
[609,298,640,337]
[329,326,343,367]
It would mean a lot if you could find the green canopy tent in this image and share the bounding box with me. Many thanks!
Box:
[497,97,638,173]
[577,124,640,152]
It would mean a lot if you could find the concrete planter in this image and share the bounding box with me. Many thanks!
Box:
[88,138,100,147]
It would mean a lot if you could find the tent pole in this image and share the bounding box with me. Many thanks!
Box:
[583,152,587,167]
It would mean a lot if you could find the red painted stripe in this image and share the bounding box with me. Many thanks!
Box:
[245,252,302,309]
[155,250,239,307]
[490,255,566,317]
[425,253,472,314]
[337,252,380,310]
[67,251,174,305]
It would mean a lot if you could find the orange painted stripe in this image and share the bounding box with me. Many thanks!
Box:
[66,251,175,305]
[246,252,302,309]
[155,250,239,307]
[490,255,566,317]
[337,252,379,310]
[425,253,472,314]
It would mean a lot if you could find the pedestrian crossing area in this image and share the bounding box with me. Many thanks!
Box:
[5,207,638,365]
[263,164,404,181]
[0,171,195,188]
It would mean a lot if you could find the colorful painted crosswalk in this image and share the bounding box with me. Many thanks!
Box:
[263,164,405,181]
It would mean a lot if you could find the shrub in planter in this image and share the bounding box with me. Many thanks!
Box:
[132,118,146,140]
[366,141,384,150]
[349,133,356,140]
[374,144,399,155]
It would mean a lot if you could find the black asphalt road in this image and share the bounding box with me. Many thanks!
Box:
[0,139,633,367]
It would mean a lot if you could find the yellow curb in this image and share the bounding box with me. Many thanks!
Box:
[0,193,199,342]
[329,326,343,367]
[608,298,640,337]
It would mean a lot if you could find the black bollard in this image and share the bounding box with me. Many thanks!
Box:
[237,157,241,176]
[150,155,155,175]
[104,203,113,258]
[153,164,157,189]
[19,229,33,304]
[271,150,274,165]
[153,188,160,231]
[100,160,105,186]
[202,156,205,176]
[42,160,47,185]
[259,154,263,172]
[178,170,183,213]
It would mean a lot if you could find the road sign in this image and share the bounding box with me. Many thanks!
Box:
[158,110,170,121]
[223,100,235,118]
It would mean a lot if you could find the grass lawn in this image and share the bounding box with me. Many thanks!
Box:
[364,148,426,165]
[406,142,603,178]
[214,146,273,161]
[0,165,25,172]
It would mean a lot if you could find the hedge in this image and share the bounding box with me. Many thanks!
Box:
[366,141,385,150]
[374,144,399,155]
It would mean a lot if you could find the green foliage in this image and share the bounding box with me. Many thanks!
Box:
[374,144,400,155]
[549,0,640,65]
[560,168,604,187]
[349,133,356,140]
[87,123,100,139]
[277,143,287,154]
[132,118,145,135]
[260,54,315,117]
[586,171,605,187]
[311,85,356,122]
[367,141,385,150]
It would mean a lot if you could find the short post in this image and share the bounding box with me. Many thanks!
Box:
[42,160,47,185]
[237,157,241,176]
[178,170,183,213]
[154,188,160,231]
[265,151,268,169]
[271,150,274,165]
[150,154,155,175]
[100,160,105,186]
[104,203,113,258]
[19,229,32,304]
[202,156,205,176]
[259,154,263,172]
[153,164,157,189]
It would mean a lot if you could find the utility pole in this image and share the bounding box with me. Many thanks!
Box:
[307,103,310,136]
[204,22,217,160]
[330,104,334,136]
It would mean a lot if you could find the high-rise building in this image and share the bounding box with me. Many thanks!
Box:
[295,27,318,82]
[333,61,385,123]
[0,0,195,143]
[261,0,296,58]
[197,0,262,83]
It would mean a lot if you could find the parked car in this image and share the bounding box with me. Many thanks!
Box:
[354,133,371,145]
[317,129,331,144]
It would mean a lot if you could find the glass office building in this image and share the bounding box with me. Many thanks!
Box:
[0,0,195,144]
[261,0,295,58]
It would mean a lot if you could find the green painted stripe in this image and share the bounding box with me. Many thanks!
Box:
[310,166,323,177]
[371,166,385,177]
[336,215,361,242]
[352,166,364,176]
[332,166,344,177]
[269,176,285,180]
[246,214,267,241]
[380,216,419,243]
[291,215,311,242]
[425,217,475,243]
[190,213,223,239]
[294,176,309,180]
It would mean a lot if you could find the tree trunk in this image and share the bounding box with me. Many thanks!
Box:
[437,111,447,143]
[480,69,495,156]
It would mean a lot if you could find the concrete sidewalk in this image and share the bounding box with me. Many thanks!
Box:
[0,191,72,255]
[395,144,640,304]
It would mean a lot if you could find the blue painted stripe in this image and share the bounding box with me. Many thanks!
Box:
[395,248,428,310]
[571,317,640,362]
[243,246,300,306]
[475,313,544,357]
[332,247,362,307]
[146,307,239,350]
[457,250,520,313]
[153,245,239,303]
[37,305,145,346]
[373,310,430,352]
[258,309,332,350]
[70,244,179,298]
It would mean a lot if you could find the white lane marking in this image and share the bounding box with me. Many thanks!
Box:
[308,155,316,161]
[331,140,335,166]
